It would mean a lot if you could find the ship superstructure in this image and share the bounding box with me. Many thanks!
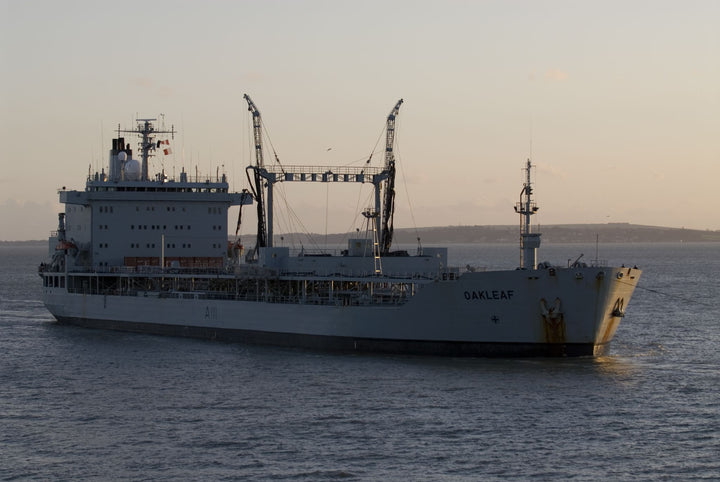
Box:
[39,101,641,357]
[45,120,252,275]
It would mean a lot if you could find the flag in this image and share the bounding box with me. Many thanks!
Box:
[163,147,172,155]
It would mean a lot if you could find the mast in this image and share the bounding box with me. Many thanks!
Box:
[380,99,403,254]
[244,94,269,250]
[514,159,541,269]
[118,119,175,181]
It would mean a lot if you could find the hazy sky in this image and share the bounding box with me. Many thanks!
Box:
[1,0,718,241]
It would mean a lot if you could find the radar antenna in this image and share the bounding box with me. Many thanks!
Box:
[118,118,175,181]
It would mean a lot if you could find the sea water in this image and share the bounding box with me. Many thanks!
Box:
[1,243,718,481]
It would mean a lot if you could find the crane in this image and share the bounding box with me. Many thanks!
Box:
[243,94,268,251]
[380,98,403,254]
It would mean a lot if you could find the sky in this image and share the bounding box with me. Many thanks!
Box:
[1,0,718,241]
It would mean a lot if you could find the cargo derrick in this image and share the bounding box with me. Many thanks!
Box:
[380,99,403,254]
[244,94,268,252]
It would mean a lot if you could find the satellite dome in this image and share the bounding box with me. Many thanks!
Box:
[117,151,127,162]
[124,159,141,181]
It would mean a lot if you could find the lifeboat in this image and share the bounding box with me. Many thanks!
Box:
[56,240,77,251]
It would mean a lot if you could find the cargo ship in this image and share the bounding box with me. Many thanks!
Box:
[39,97,641,356]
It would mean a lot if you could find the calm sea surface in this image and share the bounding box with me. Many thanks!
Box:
[1,243,718,481]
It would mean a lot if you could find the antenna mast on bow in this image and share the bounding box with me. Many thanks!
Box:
[514,159,541,269]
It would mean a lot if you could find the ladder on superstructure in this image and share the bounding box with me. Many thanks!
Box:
[362,209,383,276]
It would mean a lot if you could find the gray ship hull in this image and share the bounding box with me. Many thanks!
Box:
[42,265,641,357]
[52,316,607,356]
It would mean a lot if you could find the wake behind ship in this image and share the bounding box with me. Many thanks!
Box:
[39,98,641,357]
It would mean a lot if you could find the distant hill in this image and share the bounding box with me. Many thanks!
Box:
[390,223,720,244]
[0,240,46,246]
[272,223,720,245]
[3,223,719,245]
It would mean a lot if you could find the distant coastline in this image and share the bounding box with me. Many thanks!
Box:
[4,223,719,245]
[391,223,720,244]
[289,223,720,245]
[0,240,47,246]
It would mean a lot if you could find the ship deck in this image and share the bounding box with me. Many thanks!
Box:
[39,264,452,306]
